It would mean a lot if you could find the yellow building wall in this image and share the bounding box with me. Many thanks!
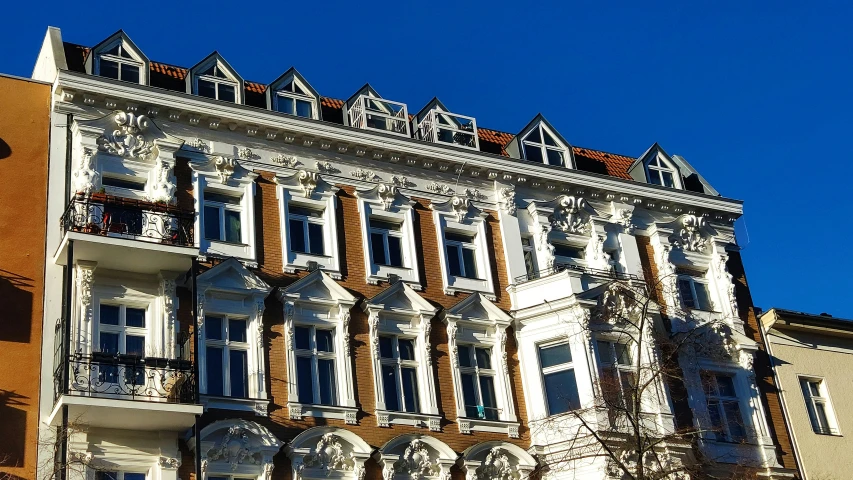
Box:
[768,328,853,480]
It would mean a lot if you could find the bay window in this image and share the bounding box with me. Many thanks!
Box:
[205,315,249,399]
[539,343,581,416]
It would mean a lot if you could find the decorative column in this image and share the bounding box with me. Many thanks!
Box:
[74,261,97,355]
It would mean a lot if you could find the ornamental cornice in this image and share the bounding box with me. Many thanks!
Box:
[55,71,743,221]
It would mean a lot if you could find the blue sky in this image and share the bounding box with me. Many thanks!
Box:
[2,1,851,317]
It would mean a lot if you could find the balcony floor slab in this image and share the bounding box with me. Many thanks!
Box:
[48,394,202,431]
[53,231,197,274]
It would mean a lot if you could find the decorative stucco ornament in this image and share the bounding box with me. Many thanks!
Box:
[476,448,519,480]
[498,186,516,216]
[214,156,237,184]
[302,433,355,473]
[297,170,319,198]
[550,195,589,234]
[674,215,708,252]
[450,195,470,222]
[147,160,177,204]
[377,184,398,211]
[97,111,153,159]
[206,426,258,471]
[394,440,439,477]
[73,147,100,195]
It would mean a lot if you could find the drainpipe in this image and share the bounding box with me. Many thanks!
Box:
[759,310,806,480]
[192,257,201,480]
[64,114,73,201]
[59,240,74,480]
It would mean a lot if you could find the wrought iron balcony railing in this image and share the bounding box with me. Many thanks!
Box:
[60,193,195,247]
[514,262,644,285]
[54,353,196,404]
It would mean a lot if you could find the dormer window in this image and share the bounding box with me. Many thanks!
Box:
[197,64,236,102]
[647,155,676,187]
[344,85,410,137]
[522,124,565,166]
[98,44,141,83]
[275,80,314,118]
[414,99,479,150]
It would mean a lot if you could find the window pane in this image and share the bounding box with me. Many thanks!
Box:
[124,474,146,480]
[458,345,473,368]
[294,326,310,350]
[198,79,216,99]
[648,171,663,185]
[204,206,221,240]
[596,341,611,364]
[387,236,403,267]
[662,171,675,188]
[723,400,745,440]
[708,400,723,435]
[401,367,420,413]
[694,283,713,311]
[308,222,325,255]
[370,219,401,231]
[206,346,223,396]
[539,344,572,368]
[125,307,145,328]
[100,305,120,325]
[479,376,499,420]
[316,330,334,353]
[379,336,393,358]
[125,335,145,357]
[229,349,248,398]
[553,243,584,259]
[808,381,821,397]
[382,365,399,411]
[371,233,387,265]
[296,99,313,118]
[815,402,830,431]
[445,232,474,243]
[475,348,492,369]
[121,64,140,83]
[100,332,119,354]
[289,219,307,253]
[615,344,632,366]
[461,373,478,418]
[461,248,477,278]
[205,316,223,340]
[96,472,119,480]
[224,210,241,243]
[277,96,294,114]
[290,205,323,217]
[318,359,336,405]
[398,339,416,361]
[100,60,119,79]
[716,375,736,397]
[446,245,462,276]
[678,279,696,308]
[218,83,236,103]
[524,143,544,163]
[205,192,241,205]
[543,129,558,146]
[544,369,580,415]
[546,149,564,167]
[296,356,313,403]
[229,319,247,343]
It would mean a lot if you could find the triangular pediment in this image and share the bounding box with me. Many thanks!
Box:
[279,270,356,306]
[197,258,270,295]
[366,282,437,316]
[446,293,511,325]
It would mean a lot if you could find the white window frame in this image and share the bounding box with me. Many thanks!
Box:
[378,334,422,414]
[190,158,258,265]
[365,282,440,430]
[368,216,406,268]
[645,153,682,189]
[273,77,318,119]
[95,471,149,480]
[92,39,146,85]
[521,236,537,279]
[551,238,588,269]
[799,376,840,435]
[431,198,495,298]
[594,338,636,409]
[203,314,251,399]
[538,340,582,417]
[346,94,411,137]
[521,123,567,167]
[356,185,421,287]
[203,189,244,245]
[293,325,337,405]
[276,171,341,277]
[444,230,480,279]
[95,302,149,356]
[195,64,239,103]
[677,270,716,312]
[701,371,748,443]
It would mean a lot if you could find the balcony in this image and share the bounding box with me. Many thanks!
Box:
[415,109,479,150]
[347,95,410,137]
[50,351,201,431]
[54,193,198,273]
[514,263,643,285]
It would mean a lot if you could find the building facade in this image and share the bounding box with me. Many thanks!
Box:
[760,308,853,480]
[0,73,52,480]
[29,26,798,479]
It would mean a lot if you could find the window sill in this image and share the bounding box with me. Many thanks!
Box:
[200,395,269,416]
[443,284,496,301]
[205,239,250,247]
[457,417,520,438]
[288,402,358,425]
[376,409,442,431]
[366,271,422,290]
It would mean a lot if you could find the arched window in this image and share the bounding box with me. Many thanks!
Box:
[522,124,566,167]
[646,155,677,188]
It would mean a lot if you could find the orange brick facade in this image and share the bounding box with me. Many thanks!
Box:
[178,168,530,479]
[0,75,51,480]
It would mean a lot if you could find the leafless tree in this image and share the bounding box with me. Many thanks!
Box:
[36,419,107,480]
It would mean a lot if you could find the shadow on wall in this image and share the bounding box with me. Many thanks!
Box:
[0,138,10,160]
[0,270,33,343]
[0,389,28,475]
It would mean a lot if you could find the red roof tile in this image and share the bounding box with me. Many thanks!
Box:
[572,147,635,179]
[321,97,344,109]
[151,61,187,80]
[246,82,266,94]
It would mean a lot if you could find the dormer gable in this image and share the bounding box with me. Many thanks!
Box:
[343,83,410,137]
[413,97,479,150]
[187,52,244,104]
[267,67,321,120]
[628,143,684,189]
[87,30,149,85]
[364,281,437,317]
[507,114,575,169]
[196,258,270,296]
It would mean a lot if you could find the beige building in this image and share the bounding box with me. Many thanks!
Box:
[761,308,853,480]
